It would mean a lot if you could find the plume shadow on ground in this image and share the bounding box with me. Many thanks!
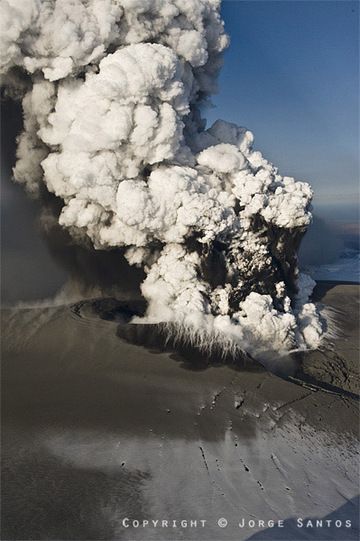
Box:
[1,444,149,541]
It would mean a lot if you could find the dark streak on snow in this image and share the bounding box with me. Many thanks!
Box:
[199,446,210,474]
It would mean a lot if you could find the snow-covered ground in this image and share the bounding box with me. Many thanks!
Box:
[305,248,359,283]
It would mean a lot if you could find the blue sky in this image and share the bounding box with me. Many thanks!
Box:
[205,0,359,207]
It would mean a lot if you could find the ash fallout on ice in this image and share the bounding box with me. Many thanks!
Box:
[1,0,328,359]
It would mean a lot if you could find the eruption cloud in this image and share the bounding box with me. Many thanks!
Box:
[1,0,327,360]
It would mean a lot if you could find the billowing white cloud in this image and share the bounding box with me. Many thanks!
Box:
[1,0,326,359]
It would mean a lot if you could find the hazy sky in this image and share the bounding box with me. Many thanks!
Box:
[206,0,359,206]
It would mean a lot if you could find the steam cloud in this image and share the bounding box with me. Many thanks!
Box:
[1,0,327,359]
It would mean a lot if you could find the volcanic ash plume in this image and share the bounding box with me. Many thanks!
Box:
[1,0,327,359]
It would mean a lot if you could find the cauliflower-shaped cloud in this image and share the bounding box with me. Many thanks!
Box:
[2,0,325,360]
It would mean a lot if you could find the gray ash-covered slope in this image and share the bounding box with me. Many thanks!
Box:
[68,283,359,400]
[1,0,326,358]
[1,283,359,540]
[297,282,360,396]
